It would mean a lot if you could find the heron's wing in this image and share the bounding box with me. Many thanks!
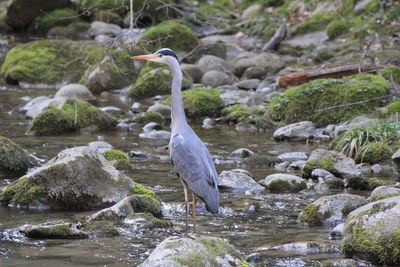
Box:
[169,132,219,213]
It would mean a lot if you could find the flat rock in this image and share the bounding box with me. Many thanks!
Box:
[234,79,260,90]
[218,170,264,191]
[277,152,308,161]
[259,173,307,193]
[273,121,317,141]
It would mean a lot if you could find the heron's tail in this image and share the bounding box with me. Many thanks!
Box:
[204,189,219,214]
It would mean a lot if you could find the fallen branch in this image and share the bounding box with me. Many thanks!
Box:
[278,64,382,88]
[262,24,287,52]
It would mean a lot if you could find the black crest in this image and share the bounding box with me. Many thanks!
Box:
[156,48,179,63]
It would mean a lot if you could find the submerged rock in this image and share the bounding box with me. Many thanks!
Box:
[21,222,88,239]
[0,137,31,174]
[259,173,307,193]
[218,170,264,191]
[273,121,317,141]
[139,235,245,267]
[0,146,135,210]
[124,213,172,230]
[343,196,400,265]
[298,193,367,227]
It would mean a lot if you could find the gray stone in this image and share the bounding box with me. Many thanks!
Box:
[354,0,375,13]
[88,21,121,38]
[139,235,243,267]
[0,146,134,210]
[345,116,379,130]
[298,193,367,227]
[371,164,382,173]
[277,152,308,161]
[392,149,400,167]
[21,95,51,112]
[273,121,317,141]
[311,169,335,180]
[234,52,285,78]
[55,84,95,101]
[88,141,113,153]
[369,185,400,201]
[218,170,264,191]
[331,223,344,238]
[287,160,307,171]
[241,66,266,80]
[242,4,262,19]
[20,222,88,239]
[181,64,203,83]
[147,103,171,119]
[287,31,328,48]
[343,196,400,264]
[26,97,67,119]
[182,41,227,64]
[202,117,214,129]
[229,148,254,158]
[259,173,307,193]
[196,55,232,73]
[143,122,161,133]
[139,130,171,140]
[201,70,239,87]
[234,79,261,90]
[219,89,259,106]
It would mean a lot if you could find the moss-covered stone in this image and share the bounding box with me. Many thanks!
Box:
[163,88,224,119]
[125,212,172,229]
[0,137,31,174]
[313,49,335,63]
[326,20,349,40]
[138,20,199,52]
[355,141,393,164]
[295,11,338,35]
[222,105,250,122]
[22,223,88,239]
[127,67,192,98]
[80,220,120,237]
[0,40,110,84]
[28,99,116,135]
[135,111,164,124]
[379,66,400,84]
[387,101,400,115]
[298,204,322,225]
[30,8,78,33]
[268,179,307,193]
[103,149,129,162]
[366,177,393,191]
[269,74,390,127]
[302,158,335,178]
[48,22,91,39]
[132,183,157,199]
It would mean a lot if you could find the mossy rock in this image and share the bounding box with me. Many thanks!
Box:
[387,101,400,115]
[138,20,199,52]
[28,99,116,135]
[0,40,110,84]
[103,149,130,169]
[80,220,120,237]
[22,223,88,239]
[222,105,250,122]
[0,137,31,174]
[222,105,272,129]
[94,11,122,25]
[268,179,307,193]
[132,183,157,200]
[313,49,334,63]
[48,22,91,39]
[134,111,164,124]
[326,20,349,40]
[30,8,78,33]
[302,158,335,178]
[355,142,393,164]
[379,66,400,84]
[295,11,338,35]
[269,74,390,127]
[125,212,172,229]
[127,67,192,98]
[164,88,225,119]
[298,204,322,225]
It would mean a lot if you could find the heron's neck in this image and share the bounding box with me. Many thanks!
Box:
[169,60,187,132]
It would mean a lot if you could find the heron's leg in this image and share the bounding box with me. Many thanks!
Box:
[180,179,189,236]
[192,192,196,234]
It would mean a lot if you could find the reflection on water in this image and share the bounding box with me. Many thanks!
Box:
[0,87,375,266]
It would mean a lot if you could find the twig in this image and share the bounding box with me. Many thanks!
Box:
[74,101,78,126]
[314,95,393,113]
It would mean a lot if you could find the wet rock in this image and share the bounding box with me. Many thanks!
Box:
[80,220,120,237]
[181,64,203,83]
[369,185,400,201]
[21,222,88,239]
[343,196,400,265]
[99,106,124,116]
[229,148,254,158]
[298,193,367,227]
[259,173,307,193]
[88,21,122,38]
[331,223,344,238]
[201,70,239,87]
[139,235,244,267]
[258,240,341,256]
[234,79,260,90]
[202,117,214,129]
[311,169,335,180]
[321,258,372,267]
[277,152,308,162]
[302,149,362,179]
[6,0,70,30]
[139,130,171,140]
[274,162,289,172]
[143,122,162,132]
[218,170,264,191]
[234,52,285,78]
[88,141,113,153]
[196,55,232,73]
[273,121,317,141]
[0,146,134,210]
[54,84,95,101]
[287,160,307,172]
[124,213,172,230]
[147,103,171,119]
[26,97,66,119]
[219,89,260,106]
[182,41,227,64]
[0,137,31,174]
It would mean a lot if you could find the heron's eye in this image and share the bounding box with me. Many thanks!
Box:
[159,54,163,58]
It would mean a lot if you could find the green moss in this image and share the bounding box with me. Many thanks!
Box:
[135,111,164,124]
[138,20,199,52]
[375,193,400,201]
[366,0,379,13]
[222,105,250,122]
[94,11,122,24]
[132,183,157,199]
[299,204,322,226]
[0,40,109,84]
[302,158,335,178]
[366,177,393,191]
[0,177,48,206]
[379,66,400,85]
[80,0,129,16]
[313,49,334,63]
[269,74,390,127]
[0,137,30,173]
[103,149,129,162]
[355,142,393,164]
[326,20,349,40]
[268,179,307,193]
[31,8,78,33]
[295,11,338,35]
[81,220,120,236]
[240,259,253,267]
[126,212,172,229]
[28,99,116,135]
[387,101,400,114]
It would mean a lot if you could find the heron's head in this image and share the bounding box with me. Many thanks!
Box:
[132,48,179,66]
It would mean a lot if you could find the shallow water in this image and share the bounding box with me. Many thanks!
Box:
[0,86,379,266]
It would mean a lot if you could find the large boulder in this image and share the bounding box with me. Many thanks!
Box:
[0,146,135,210]
[0,137,31,174]
[218,169,264,191]
[234,52,285,78]
[302,149,362,179]
[298,193,367,227]
[54,84,95,101]
[273,121,317,141]
[343,196,400,265]
[259,173,307,193]
[139,235,245,267]
[196,55,232,73]
[6,0,70,30]
[369,185,400,201]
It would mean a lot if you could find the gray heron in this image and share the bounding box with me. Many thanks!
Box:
[132,48,219,236]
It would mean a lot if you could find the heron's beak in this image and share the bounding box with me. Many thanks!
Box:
[131,54,159,60]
